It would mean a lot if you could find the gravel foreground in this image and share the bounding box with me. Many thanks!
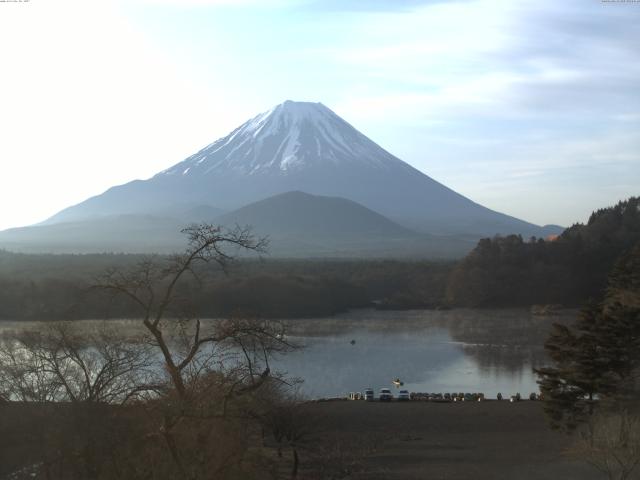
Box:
[302,400,601,480]
[0,401,603,479]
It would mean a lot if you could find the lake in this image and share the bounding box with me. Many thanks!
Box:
[0,308,575,400]
[272,308,574,399]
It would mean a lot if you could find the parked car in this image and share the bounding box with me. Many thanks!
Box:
[364,388,374,401]
[397,390,410,401]
[379,388,393,402]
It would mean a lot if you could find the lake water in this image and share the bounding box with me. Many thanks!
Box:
[271,308,574,399]
[0,308,575,400]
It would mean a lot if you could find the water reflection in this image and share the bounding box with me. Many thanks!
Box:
[0,308,576,399]
[274,308,575,398]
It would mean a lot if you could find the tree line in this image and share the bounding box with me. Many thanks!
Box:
[535,242,640,479]
[0,225,371,480]
[0,197,638,322]
[0,254,452,321]
[446,197,640,307]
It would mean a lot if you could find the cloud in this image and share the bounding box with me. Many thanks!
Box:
[328,0,639,124]
[322,0,639,225]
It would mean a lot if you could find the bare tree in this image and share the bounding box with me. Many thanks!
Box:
[95,225,270,397]
[0,224,299,480]
[0,321,159,480]
[258,388,312,479]
[0,322,155,404]
[92,224,300,479]
[0,331,64,402]
[572,410,640,480]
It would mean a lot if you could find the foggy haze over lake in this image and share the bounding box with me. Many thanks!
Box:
[0,308,572,399]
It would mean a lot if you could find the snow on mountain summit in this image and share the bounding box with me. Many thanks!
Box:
[160,100,405,177]
[41,99,560,240]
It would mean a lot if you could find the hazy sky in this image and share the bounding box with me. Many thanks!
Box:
[1,0,638,230]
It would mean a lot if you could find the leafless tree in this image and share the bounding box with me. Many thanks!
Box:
[0,224,300,480]
[94,225,271,397]
[0,331,62,402]
[0,321,155,404]
[572,409,640,480]
[92,224,300,479]
[0,321,159,480]
[258,388,313,479]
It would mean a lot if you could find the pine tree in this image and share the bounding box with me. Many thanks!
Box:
[535,242,640,431]
[536,305,608,430]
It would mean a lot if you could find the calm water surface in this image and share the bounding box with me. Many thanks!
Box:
[0,308,575,399]
[272,308,574,398]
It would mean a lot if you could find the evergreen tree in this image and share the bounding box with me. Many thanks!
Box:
[447,197,640,307]
[535,242,640,431]
[536,305,609,430]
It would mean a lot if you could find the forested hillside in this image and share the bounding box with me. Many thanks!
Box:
[1,197,637,320]
[446,197,640,307]
[0,253,451,321]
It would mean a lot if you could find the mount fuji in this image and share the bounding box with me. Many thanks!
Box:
[1,100,561,256]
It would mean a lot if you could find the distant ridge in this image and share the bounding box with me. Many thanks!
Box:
[212,191,473,258]
[0,192,475,257]
[0,214,185,254]
[217,191,415,238]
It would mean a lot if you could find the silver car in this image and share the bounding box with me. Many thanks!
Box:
[379,388,393,402]
[364,388,374,401]
[397,390,410,401]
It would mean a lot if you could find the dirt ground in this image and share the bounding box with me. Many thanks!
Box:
[300,400,601,480]
[0,401,604,480]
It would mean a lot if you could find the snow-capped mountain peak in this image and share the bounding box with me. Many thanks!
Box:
[40,99,559,242]
[160,100,403,177]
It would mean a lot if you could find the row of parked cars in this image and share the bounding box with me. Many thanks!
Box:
[413,392,485,402]
[348,389,542,402]
[350,388,411,402]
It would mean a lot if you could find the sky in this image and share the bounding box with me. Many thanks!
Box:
[0,0,638,230]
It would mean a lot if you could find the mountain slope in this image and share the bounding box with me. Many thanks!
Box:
[0,215,186,254]
[213,191,473,258]
[0,192,475,257]
[45,100,561,238]
[216,191,415,238]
